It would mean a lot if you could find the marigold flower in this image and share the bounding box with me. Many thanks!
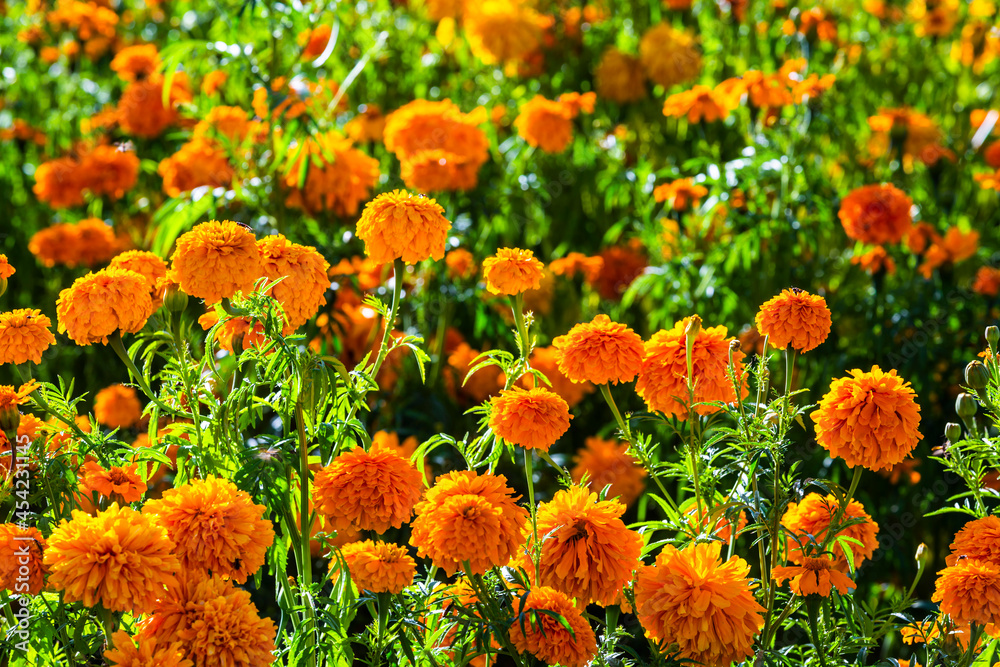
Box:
[595,47,647,103]
[489,387,572,452]
[0,309,55,365]
[79,461,147,504]
[772,556,856,597]
[635,542,765,666]
[44,504,179,613]
[143,476,275,584]
[0,524,47,595]
[781,493,880,570]
[94,384,143,428]
[553,314,644,385]
[946,516,1000,566]
[33,156,87,208]
[313,442,424,534]
[514,93,595,153]
[445,248,477,279]
[571,436,647,506]
[755,288,832,352]
[257,234,330,332]
[283,131,379,216]
[483,248,544,295]
[591,243,648,300]
[298,24,332,59]
[57,268,153,345]
[356,190,452,265]
[201,70,228,96]
[933,558,1000,626]
[464,0,544,64]
[639,23,702,88]
[852,245,897,276]
[28,224,77,268]
[522,346,594,408]
[0,255,13,281]
[522,486,643,606]
[811,366,922,471]
[509,586,598,667]
[338,540,416,594]
[653,178,709,210]
[75,218,122,266]
[110,44,160,82]
[159,139,235,198]
[549,252,604,283]
[974,267,1000,297]
[104,630,192,667]
[118,73,191,139]
[410,470,528,575]
[345,105,387,143]
[838,184,913,245]
[918,227,980,278]
[170,220,263,304]
[636,316,748,419]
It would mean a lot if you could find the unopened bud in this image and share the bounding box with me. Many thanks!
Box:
[966,361,990,390]
[684,315,702,340]
[956,393,978,419]
[301,355,330,412]
[915,542,931,570]
[945,422,962,443]
[987,326,999,350]
[162,283,189,313]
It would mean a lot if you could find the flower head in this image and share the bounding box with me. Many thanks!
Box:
[553,314,645,385]
[509,586,598,667]
[514,93,595,153]
[639,23,702,88]
[159,139,235,198]
[663,85,738,123]
[772,556,856,597]
[94,384,143,428]
[946,516,1000,566]
[755,288,832,352]
[781,493,880,570]
[595,47,647,103]
[653,178,708,210]
[483,248,544,295]
[356,190,452,265]
[811,366,922,471]
[338,540,416,594]
[571,436,647,506]
[282,131,379,216]
[257,234,330,332]
[464,1,544,64]
[933,558,1000,626]
[57,268,154,345]
[170,220,263,304]
[0,309,56,365]
[0,255,14,281]
[108,250,169,298]
[79,461,147,504]
[0,524,47,595]
[488,387,572,452]
[838,184,913,245]
[104,631,192,667]
[110,44,160,82]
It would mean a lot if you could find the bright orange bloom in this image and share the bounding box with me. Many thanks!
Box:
[94,384,143,428]
[345,105,387,143]
[338,540,416,594]
[143,476,275,584]
[356,190,452,265]
[257,234,330,332]
[0,524,47,595]
[118,73,191,139]
[445,248,477,280]
[852,245,897,275]
[755,288,832,352]
[522,486,643,606]
[0,309,55,365]
[158,139,234,198]
[635,542,765,667]
[508,586,598,667]
[664,85,735,123]
[636,316,748,419]
[201,70,228,96]
[653,178,709,211]
[595,47,647,103]
[781,493,880,570]
[590,243,648,300]
[521,346,595,408]
[76,218,122,266]
[57,268,153,345]
[811,366,922,471]
[946,516,1000,566]
[553,314,645,385]
[44,504,179,613]
[410,470,528,575]
[571,436,647,506]
[108,250,169,297]
[639,23,702,88]
[79,461,147,504]
[838,184,913,245]
[483,248,544,295]
[282,131,379,216]
[933,558,1000,626]
[446,342,504,403]
[104,630,192,667]
[170,220,263,304]
[918,227,980,278]
[549,252,604,283]
[110,44,160,82]
[974,267,1000,296]
[313,442,424,534]
[772,556,856,597]
[298,24,332,59]
[0,255,13,281]
[514,92,595,153]
[464,0,545,64]
[488,387,572,452]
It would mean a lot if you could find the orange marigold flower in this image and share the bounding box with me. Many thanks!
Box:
[32,156,86,209]
[29,223,79,268]
[636,316,749,419]
[852,245,897,276]
[159,139,234,198]
[639,23,702,88]
[104,630,192,667]
[514,92,595,154]
[811,366,922,471]
[509,586,598,667]
[445,248,477,279]
[338,540,416,594]
[57,268,153,345]
[75,218,122,266]
[595,47,647,103]
[571,436,647,506]
[653,178,708,210]
[974,267,1000,297]
[464,0,544,64]
[170,220,263,304]
[44,504,179,613]
[755,288,832,352]
[110,44,160,82]
[446,342,504,403]
[108,250,168,303]
[488,387,572,452]
[946,516,1000,566]
[772,556,856,597]
[118,73,191,139]
[313,442,424,534]
[201,70,228,96]
[282,131,379,216]
[298,24,332,59]
[933,558,1000,626]
[522,486,643,606]
[590,242,648,300]
[0,309,55,365]
[0,524,47,596]
[94,384,143,428]
[79,461,147,504]
[838,184,913,245]
[257,234,330,332]
[483,247,544,295]
[345,104,387,144]
[553,314,644,385]
[635,542,765,666]
[549,252,604,283]
[356,190,452,265]
[0,255,14,281]
[142,476,275,584]
[523,346,594,408]
[409,470,528,575]
[781,492,880,570]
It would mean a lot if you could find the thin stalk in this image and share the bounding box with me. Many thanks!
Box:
[512,294,531,361]
[108,332,181,417]
[98,606,115,648]
[805,597,830,667]
[524,450,540,582]
[824,466,863,551]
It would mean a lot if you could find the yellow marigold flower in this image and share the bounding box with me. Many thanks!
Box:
[78,461,147,504]
[483,247,544,295]
[170,220,263,304]
[489,387,572,452]
[509,586,598,667]
[44,503,179,613]
[933,558,1000,626]
[338,540,416,594]
[410,470,528,575]
[522,486,643,606]
[781,492,880,570]
[0,309,55,365]
[811,366,922,471]
[282,131,379,216]
[110,44,160,82]
[94,384,143,428]
[755,288,832,352]
[553,314,645,385]
[571,436,647,506]
[639,23,702,89]
[0,524,47,596]
[143,476,275,584]
[56,268,154,345]
[257,234,330,332]
[514,92,595,153]
[595,47,647,103]
[159,139,235,198]
[635,316,749,419]
[635,542,764,666]
[0,254,14,280]
[653,178,708,210]
[105,630,192,667]
[313,442,424,534]
[356,189,452,265]
[464,0,544,64]
[946,516,1000,566]
[772,556,856,597]
[838,184,913,245]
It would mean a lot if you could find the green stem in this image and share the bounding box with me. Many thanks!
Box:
[294,396,317,667]
[98,606,115,648]
[12,364,92,446]
[805,597,830,667]
[108,332,181,417]
[512,294,531,361]
[824,466,863,552]
[524,450,540,582]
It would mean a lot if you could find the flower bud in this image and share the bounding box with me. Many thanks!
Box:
[956,393,978,419]
[0,276,7,299]
[965,360,990,390]
[162,283,189,313]
[987,326,999,350]
[915,542,932,571]
[944,422,963,443]
[684,315,702,341]
[300,355,330,412]
[0,405,20,443]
